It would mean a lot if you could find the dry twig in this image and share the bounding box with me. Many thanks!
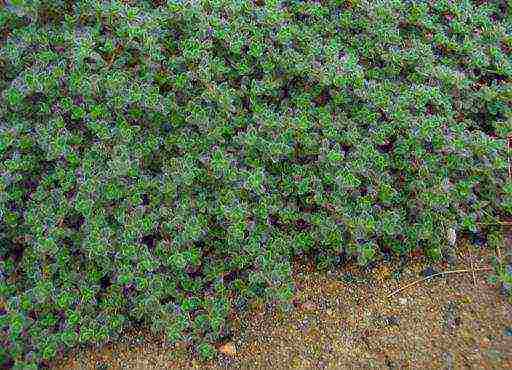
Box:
[387,267,493,298]
[468,246,477,286]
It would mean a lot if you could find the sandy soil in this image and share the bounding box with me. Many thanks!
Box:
[56,243,512,369]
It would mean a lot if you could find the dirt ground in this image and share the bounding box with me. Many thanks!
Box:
[56,243,512,369]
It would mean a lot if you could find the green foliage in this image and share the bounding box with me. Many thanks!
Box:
[0,0,511,367]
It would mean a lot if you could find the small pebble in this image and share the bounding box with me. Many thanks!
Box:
[447,228,456,246]
[323,343,333,353]
[399,298,408,305]
[442,352,454,368]
[504,327,512,337]
[297,318,310,332]
[326,270,336,278]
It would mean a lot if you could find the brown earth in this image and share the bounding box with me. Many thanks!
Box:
[56,243,512,369]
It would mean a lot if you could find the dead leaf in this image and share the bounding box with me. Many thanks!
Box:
[219,342,236,356]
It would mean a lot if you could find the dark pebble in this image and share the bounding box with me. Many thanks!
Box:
[341,272,354,283]
[386,316,400,326]
[422,266,438,278]
[95,362,109,370]
[470,232,487,247]
[382,251,393,262]
[500,283,512,296]
[250,282,266,297]
[334,254,346,265]
[443,251,458,266]
[385,358,397,369]
[218,327,233,342]
[392,270,402,281]
[162,123,172,133]
[504,327,512,337]
[506,264,512,275]
[234,297,248,312]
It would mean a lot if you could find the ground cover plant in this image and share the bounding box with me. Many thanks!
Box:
[0,0,511,367]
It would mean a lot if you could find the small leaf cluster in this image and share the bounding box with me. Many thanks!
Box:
[0,0,511,367]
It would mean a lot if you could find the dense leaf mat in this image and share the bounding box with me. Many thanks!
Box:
[0,0,511,367]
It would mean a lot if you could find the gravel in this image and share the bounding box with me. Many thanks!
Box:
[55,247,512,369]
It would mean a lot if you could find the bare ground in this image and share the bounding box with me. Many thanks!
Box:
[56,243,512,369]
